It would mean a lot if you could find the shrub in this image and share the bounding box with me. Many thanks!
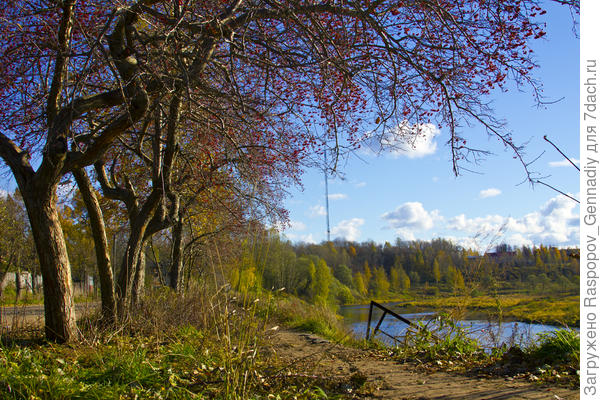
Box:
[527,328,579,366]
[336,286,354,305]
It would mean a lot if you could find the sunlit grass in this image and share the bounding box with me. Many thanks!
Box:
[397,294,579,326]
[0,287,346,399]
[527,328,579,365]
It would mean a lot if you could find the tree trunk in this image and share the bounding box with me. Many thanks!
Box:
[116,210,156,315]
[15,271,21,301]
[115,190,162,316]
[31,272,36,294]
[131,241,146,306]
[72,168,116,324]
[23,192,78,342]
[168,213,184,293]
[116,229,144,316]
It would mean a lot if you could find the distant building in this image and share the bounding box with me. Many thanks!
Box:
[484,251,517,259]
[1,272,42,292]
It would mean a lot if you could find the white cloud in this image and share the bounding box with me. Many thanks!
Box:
[354,181,367,188]
[331,218,364,241]
[447,214,505,234]
[549,159,579,168]
[444,236,482,251]
[479,188,501,199]
[393,228,416,241]
[308,205,326,217]
[381,202,441,231]
[289,220,307,231]
[328,193,348,200]
[381,194,579,249]
[367,122,441,158]
[284,232,317,244]
[505,233,534,248]
[531,195,579,244]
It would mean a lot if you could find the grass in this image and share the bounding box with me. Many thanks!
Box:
[0,287,350,399]
[0,288,96,306]
[507,296,579,326]
[527,328,579,366]
[387,312,580,388]
[0,326,247,399]
[0,289,43,306]
[0,284,580,398]
[387,293,579,326]
[257,293,354,345]
[393,313,487,364]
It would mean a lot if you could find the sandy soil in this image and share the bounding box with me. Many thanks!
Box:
[267,329,579,400]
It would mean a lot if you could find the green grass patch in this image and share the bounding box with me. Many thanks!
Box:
[0,289,345,399]
[395,294,579,327]
[527,328,579,366]
[393,313,487,364]
[259,294,353,345]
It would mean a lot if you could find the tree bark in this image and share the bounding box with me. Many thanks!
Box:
[23,190,78,342]
[168,212,184,293]
[15,270,21,300]
[72,168,116,324]
[116,224,146,316]
[132,242,147,305]
[31,272,36,294]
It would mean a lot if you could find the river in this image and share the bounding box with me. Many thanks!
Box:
[339,302,574,348]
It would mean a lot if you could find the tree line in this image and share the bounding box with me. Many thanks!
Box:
[246,233,579,305]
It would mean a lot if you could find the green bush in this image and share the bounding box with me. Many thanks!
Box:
[336,286,354,305]
[527,328,579,366]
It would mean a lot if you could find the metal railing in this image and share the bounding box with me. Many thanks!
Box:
[366,300,421,343]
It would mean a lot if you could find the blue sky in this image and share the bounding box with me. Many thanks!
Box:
[281,3,580,251]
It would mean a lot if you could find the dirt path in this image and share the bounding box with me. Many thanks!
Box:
[0,302,98,328]
[268,329,579,400]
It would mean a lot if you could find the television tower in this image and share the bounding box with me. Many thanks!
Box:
[324,150,331,242]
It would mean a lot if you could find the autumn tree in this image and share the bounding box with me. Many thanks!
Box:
[292,256,317,298]
[363,261,372,290]
[390,264,410,292]
[313,259,332,304]
[0,192,35,307]
[371,267,390,298]
[432,259,441,286]
[353,271,368,297]
[446,265,465,292]
[333,264,353,287]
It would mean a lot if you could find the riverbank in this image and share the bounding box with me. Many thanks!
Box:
[345,293,579,327]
